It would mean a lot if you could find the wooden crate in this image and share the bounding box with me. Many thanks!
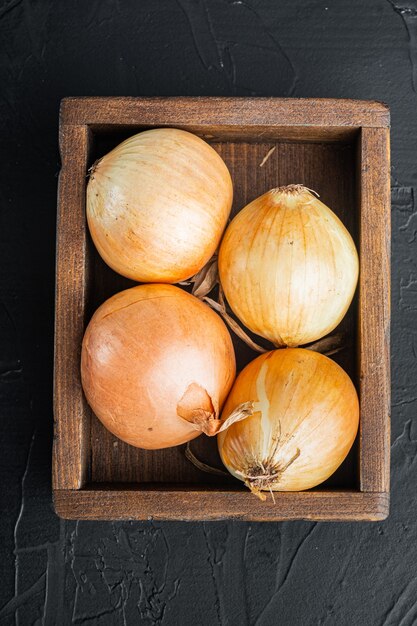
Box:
[53,97,390,521]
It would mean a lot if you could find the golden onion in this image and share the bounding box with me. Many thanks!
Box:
[218,348,359,496]
[218,185,359,347]
[81,284,236,449]
[87,128,233,283]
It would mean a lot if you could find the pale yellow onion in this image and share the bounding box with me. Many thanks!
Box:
[81,284,236,449]
[218,185,359,347]
[87,128,233,283]
[218,348,359,496]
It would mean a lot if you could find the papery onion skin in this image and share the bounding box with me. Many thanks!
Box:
[81,284,236,449]
[87,128,233,283]
[218,185,359,347]
[218,348,359,493]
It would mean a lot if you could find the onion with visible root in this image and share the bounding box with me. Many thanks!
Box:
[218,348,359,498]
[87,128,233,283]
[81,284,238,449]
[218,185,359,347]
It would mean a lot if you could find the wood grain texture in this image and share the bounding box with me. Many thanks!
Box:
[53,124,91,490]
[54,489,389,522]
[358,127,391,493]
[60,96,390,130]
[89,125,360,145]
[53,97,390,521]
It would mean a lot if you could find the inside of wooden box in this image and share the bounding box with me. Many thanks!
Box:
[84,126,359,492]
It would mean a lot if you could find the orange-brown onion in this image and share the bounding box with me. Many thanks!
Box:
[87,128,233,283]
[81,284,236,449]
[218,185,359,347]
[218,348,359,496]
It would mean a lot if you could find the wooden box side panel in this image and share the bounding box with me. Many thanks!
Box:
[60,97,390,131]
[53,489,389,522]
[53,124,91,490]
[358,127,391,493]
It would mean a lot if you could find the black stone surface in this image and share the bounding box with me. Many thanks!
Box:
[0,1,415,624]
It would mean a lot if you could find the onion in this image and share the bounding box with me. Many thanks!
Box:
[218,185,359,347]
[81,284,237,449]
[218,348,359,497]
[87,128,233,283]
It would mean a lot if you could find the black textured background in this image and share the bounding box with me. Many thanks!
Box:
[0,1,415,624]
